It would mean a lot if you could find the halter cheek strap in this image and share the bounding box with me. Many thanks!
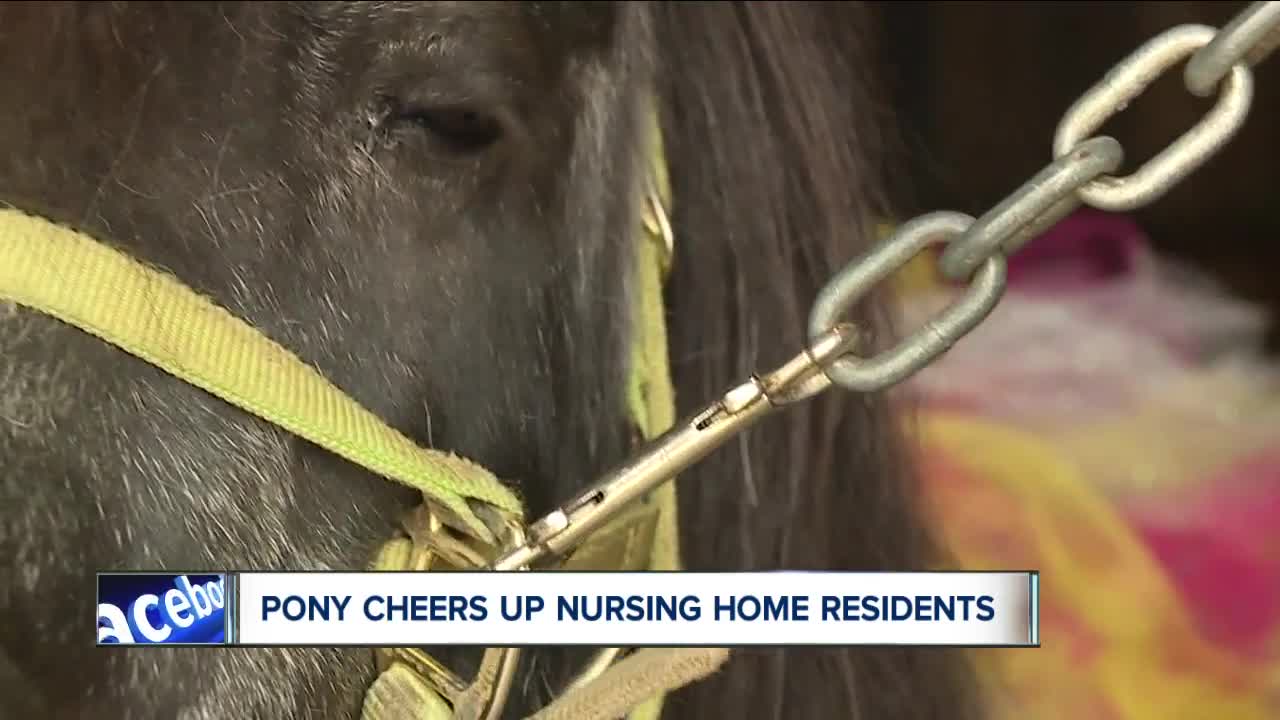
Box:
[361,106,717,720]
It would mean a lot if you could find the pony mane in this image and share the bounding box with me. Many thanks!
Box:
[645,4,983,717]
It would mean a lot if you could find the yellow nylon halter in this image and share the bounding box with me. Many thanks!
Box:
[0,109,686,718]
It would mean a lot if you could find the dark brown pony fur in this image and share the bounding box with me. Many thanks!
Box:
[0,2,981,718]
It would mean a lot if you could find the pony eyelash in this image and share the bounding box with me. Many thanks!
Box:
[365,95,502,156]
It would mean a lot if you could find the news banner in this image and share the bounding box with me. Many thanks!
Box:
[96,571,1039,647]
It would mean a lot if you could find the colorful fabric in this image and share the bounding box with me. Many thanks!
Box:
[896,210,1280,719]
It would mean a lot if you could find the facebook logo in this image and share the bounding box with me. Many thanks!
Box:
[97,573,228,645]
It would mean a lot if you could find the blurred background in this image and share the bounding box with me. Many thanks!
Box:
[875,1,1280,342]
[866,3,1280,718]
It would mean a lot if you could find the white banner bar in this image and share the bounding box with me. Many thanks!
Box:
[233,571,1037,647]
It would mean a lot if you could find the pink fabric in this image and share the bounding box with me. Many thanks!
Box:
[902,206,1280,717]
[1004,209,1146,292]
[1126,449,1280,660]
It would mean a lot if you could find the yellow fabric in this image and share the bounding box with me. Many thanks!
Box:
[914,412,1271,720]
[364,663,456,720]
[529,648,730,720]
[560,499,661,573]
[880,222,945,296]
[0,208,518,542]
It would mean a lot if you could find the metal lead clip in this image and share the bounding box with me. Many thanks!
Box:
[475,325,856,719]
[490,323,859,573]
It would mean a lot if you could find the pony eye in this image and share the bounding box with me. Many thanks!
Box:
[398,105,503,154]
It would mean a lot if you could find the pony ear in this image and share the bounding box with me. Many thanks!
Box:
[646,3,985,718]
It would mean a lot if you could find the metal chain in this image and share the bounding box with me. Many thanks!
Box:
[498,0,1280,583]
[1186,1,1280,97]
[810,1,1280,393]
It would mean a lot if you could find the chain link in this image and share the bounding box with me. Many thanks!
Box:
[937,137,1124,281]
[811,1,1280,393]
[1185,1,1280,97]
[810,212,1006,391]
[1054,24,1254,212]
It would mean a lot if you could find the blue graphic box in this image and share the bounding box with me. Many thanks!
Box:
[97,573,230,645]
